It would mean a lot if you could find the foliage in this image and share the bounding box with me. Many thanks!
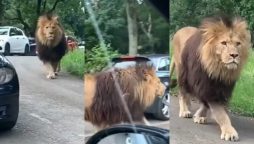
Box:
[170,0,254,38]
[230,50,254,117]
[61,49,84,78]
[84,44,119,74]
[85,0,169,54]
[1,0,85,40]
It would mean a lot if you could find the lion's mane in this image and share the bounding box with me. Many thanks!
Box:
[35,13,67,63]
[84,63,165,128]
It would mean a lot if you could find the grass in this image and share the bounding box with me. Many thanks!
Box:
[170,50,254,117]
[61,49,84,78]
[230,50,254,117]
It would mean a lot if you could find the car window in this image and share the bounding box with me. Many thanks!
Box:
[158,58,169,71]
[16,29,23,36]
[9,28,17,36]
[0,28,8,35]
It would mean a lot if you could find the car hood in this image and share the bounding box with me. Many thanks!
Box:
[0,35,8,40]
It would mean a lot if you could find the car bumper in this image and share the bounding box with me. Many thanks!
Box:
[0,74,19,124]
[0,91,19,123]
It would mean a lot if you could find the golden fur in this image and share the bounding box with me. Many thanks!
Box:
[171,16,251,141]
[36,14,63,48]
[84,64,166,129]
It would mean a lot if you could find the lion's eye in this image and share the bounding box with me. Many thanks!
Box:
[45,26,49,29]
[236,42,241,46]
[221,41,227,45]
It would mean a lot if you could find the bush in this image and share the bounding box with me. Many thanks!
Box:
[85,44,119,74]
[61,49,84,78]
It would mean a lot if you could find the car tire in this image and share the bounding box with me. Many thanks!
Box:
[24,44,29,56]
[0,121,17,131]
[153,92,170,120]
[3,43,10,56]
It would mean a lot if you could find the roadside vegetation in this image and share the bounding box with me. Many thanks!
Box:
[61,49,84,78]
[230,50,254,117]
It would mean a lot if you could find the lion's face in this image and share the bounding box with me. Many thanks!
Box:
[145,71,166,96]
[43,21,59,41]
[199,17,251,81]
[214,33,246,70]
[36,15,63,47]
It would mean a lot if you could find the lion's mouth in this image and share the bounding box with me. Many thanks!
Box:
[47,35,54,40]
[225,61,238,70]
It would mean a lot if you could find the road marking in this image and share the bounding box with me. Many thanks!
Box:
[30,113,52,124]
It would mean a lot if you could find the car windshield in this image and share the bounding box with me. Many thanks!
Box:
[0,28,8,35]
[85,0,169,143]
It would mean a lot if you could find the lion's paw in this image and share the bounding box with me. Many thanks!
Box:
[179,111,192,118]
[47,73,56,79]
[221,126,239,141]
[193,116,207,124]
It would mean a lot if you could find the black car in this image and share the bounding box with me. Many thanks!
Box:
[28,37,37,56]
[0,54,19,130]
[108,54,170,120]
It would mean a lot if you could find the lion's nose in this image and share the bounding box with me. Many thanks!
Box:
[230,54,238,58]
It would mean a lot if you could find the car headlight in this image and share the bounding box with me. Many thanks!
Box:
[0,68,14,84]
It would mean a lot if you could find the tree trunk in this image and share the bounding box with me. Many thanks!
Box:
[0,0,4,25]
[126,0,138,55]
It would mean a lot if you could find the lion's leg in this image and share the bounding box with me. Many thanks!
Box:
[193,103,208,124]
[209,103,238,141]
[45,62,56,79]
[179,91,192,118]
[52,62,60,75]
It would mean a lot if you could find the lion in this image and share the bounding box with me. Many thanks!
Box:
[171,15,251,141]
[84,63,166,130]
[35,13,67,79]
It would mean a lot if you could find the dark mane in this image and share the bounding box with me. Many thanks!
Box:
[36,35,67,62]
[178,31,236,105]
[200,15,234,28]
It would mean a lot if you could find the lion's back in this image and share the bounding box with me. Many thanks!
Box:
[172,27,199,74]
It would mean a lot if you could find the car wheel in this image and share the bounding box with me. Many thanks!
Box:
[3,43,10,56]
[0,121,17,131]
[153,92,170,120]
[24,44,29,56]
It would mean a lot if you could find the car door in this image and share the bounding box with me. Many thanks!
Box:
[8,28,19,53]
[15,29,26,53]
[157,57,170,85]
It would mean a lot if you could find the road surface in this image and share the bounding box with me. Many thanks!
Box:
[171,95,254,144]
[0,56,84,144]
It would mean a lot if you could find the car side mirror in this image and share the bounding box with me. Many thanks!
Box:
[86,124,169,144]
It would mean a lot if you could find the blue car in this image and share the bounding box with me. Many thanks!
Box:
[0,54,19,131]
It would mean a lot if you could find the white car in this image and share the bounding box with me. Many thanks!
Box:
[0,26,30,55]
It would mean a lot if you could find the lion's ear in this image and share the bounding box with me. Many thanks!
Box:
[53,16,59,22]
[233,18,248,31]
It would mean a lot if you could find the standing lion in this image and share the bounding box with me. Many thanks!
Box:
[171,15,251,141]
[35,13,67,79]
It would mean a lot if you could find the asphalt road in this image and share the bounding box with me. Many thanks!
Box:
[170,95,254,144]
[0,56,84,144]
